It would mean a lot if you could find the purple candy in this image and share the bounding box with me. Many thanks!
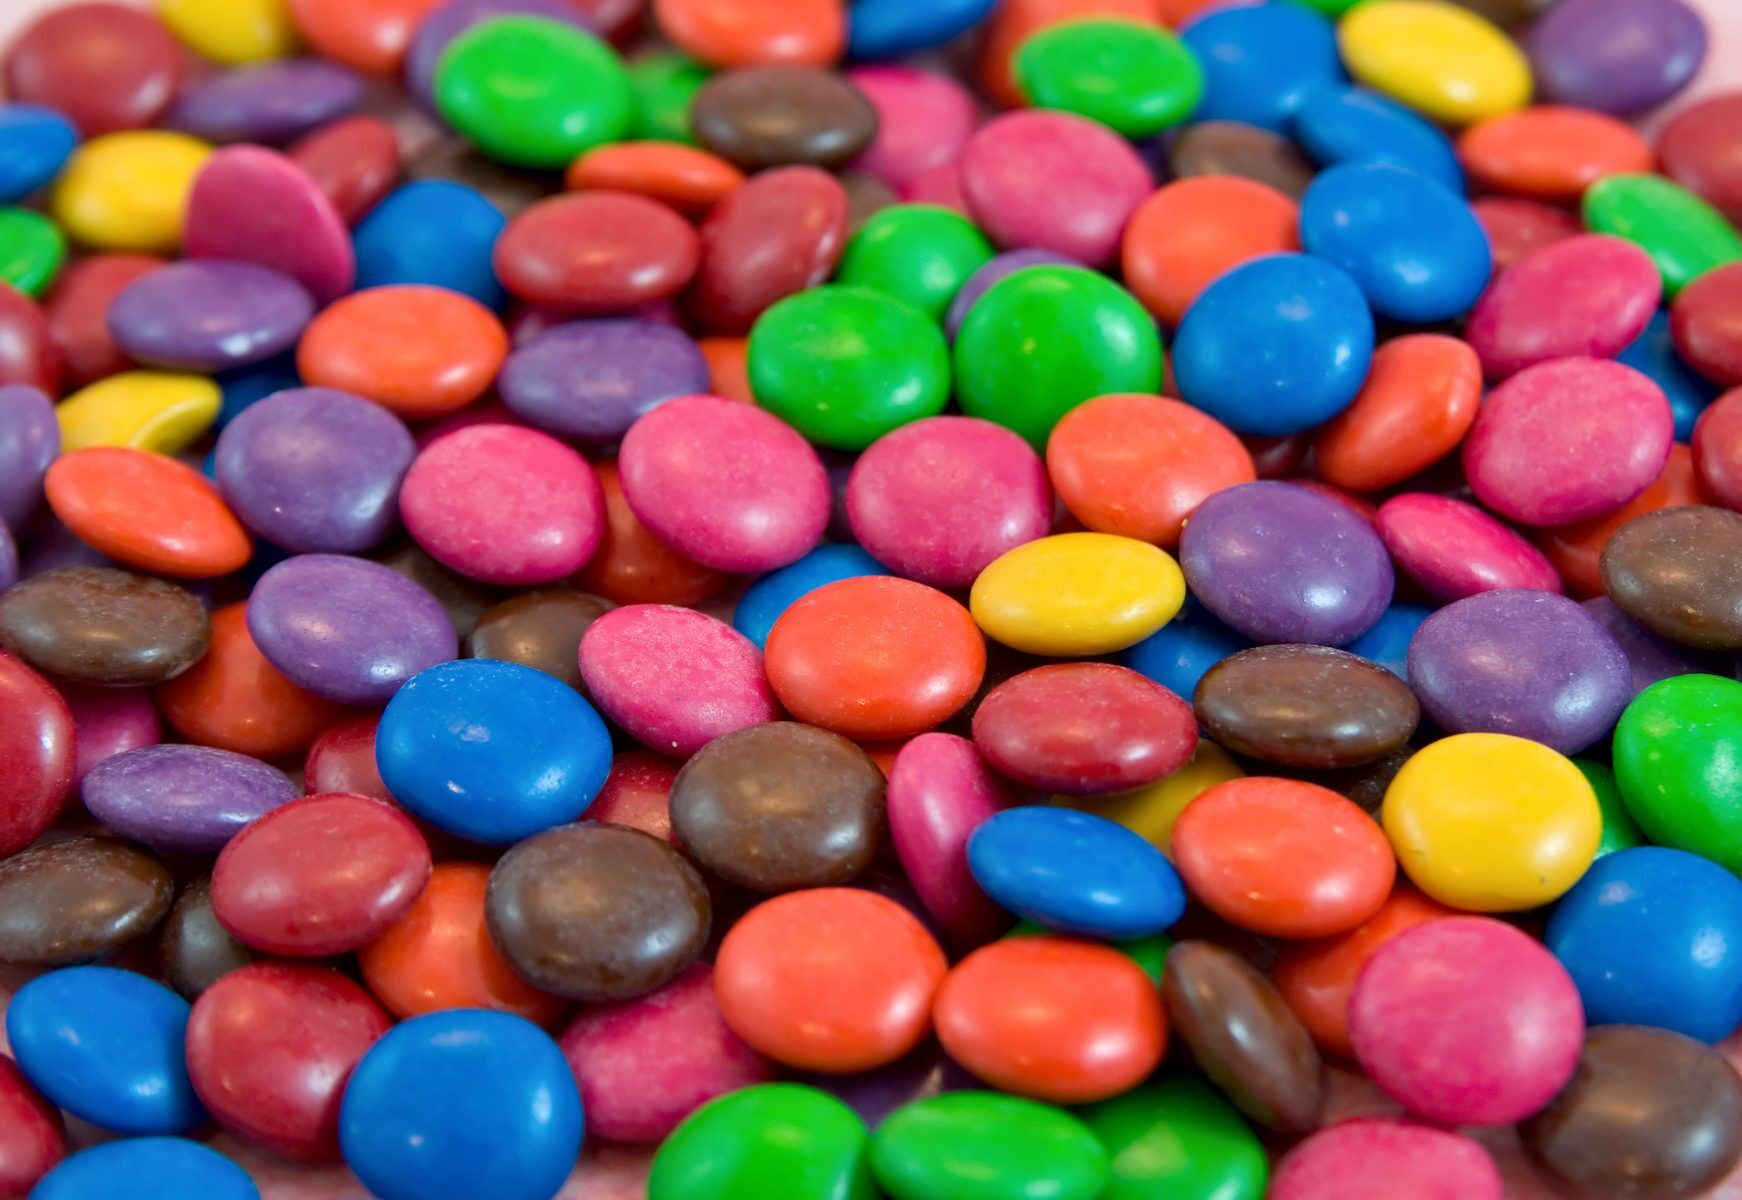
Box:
[0,522,15,593]
[944,248,1081,338]
[1582,596,1734,698]
[19,519,117,581]
[247,553,458,705]
[795,1040,977,1130]
[107,260,315,372]
[1179,480,1394,646]
[1529,0,1708,117]
[1408,589,1632,755]
[498,320,710,442]
[215,387,417,553]
[404,0,593,108]
[167,58,365,144]
[83,743,300,854]
[0,384,58,531]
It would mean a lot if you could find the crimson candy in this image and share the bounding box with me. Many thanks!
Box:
[1465,234,1659,378]
[3,4,183,135]
[686,165,848,333]
[0,652,73,860]
[1673,261,1742,387]
[0,1055,65,1196]
[1375,493,1564,602]
[495,192,699,312]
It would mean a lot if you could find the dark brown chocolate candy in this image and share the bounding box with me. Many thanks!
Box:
[376,542,504,639]
[691,66,878,171]
[1171,121,1315,199]
[158,875,255,998]
[0,837,174,964]
[466,589,612,692]
[0,567,210,685]
[1601,506,1742,650]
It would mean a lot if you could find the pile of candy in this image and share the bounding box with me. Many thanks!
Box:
[0,0,1741,1196]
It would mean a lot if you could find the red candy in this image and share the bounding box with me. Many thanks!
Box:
[687,165,848,333]
[494,192,700,313]
[42,254,160,387]
[1471,196,1584,273]
[1672,260,1742,387]
[0,653,74,859]
[3,3,183,135]
[1695,389,1742,512]
[0,283,58,395]
[0,1055,64,1196]
[587,750,679,843]
[1658,92,1742,224]
[287,115,402,226]
[304,716,392,803]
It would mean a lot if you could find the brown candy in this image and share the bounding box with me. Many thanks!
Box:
[0,837,173,964]
[691,66,878,171]
[1601,506,1742,650]
[486,822,711,1003]
[158,876,255,998]
[1195,644,1419,770]
[0,567,211,685]
[1161,940,1324,1133]
[466,590,612,692]
[670,721,886,892]
[1523,1025,1742,1199]
[1450,0,1559,27]
[377,542,504,639]
[1171,121,1315,199]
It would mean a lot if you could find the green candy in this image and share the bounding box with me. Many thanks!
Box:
[1006,921,1171,984]
[1286,0,1369,14]
[835,205,995,324]
[649,1083,876,1200]
[1573,757,1644,861]
[748,284,951,450]
[1080,1078,1268,1200]
[955,266,1164,448]
[629,52,711,143]
[0,207,66,297]
[1014,19,1205,139]
[1583,174,1742,297]
[872,1092,1110,1200]
[435,16,633,169]
[1613,674,1742,872]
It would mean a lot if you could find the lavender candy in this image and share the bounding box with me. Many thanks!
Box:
[499,320,710,442]
[83,744,300,854]
[167,58,365,144]
[107,261,315,373]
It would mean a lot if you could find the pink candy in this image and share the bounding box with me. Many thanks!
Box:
[847,66,978,192]
[183,145,355,304]
[1272,1117,1504,1200]
[61,683,160,790]
[1376,493,1564,602]
[887,732,1011,946]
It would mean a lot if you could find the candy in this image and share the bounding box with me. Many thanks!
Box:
[1528,0,1707,117]
[849,0,995,58]
[352,180,507,306]
[1169,121,1314,198]
[1612,674,1742,872]
[0,567,210,685]
[1271,1118,1502,1200]
[0,290,57,394]
[687,165,847,333]
[1583,596,1732,701]
[404,0,592,109]
[287,114,401,224]
[45,446,251,577]
[1673,261,1742,387]
[1079,1078,1267,1200]
[1658,93,1742,224]
[168,59,365,146]
[1602,506,1742,649]
[298,285,508,418]
[0,208,64,297]
[1014,20,1201,140]
[731,545,885,648]
[0,650,71,859]
[158,876,256,998]
[567,141,745,212]
[1195,645,1419,769]
[577,459,729,605]
[653,0,845,69]
[1292,86,1464,191]
[1583,173,1742,298]
[1180,3,1343,134]
[886,732,1010,944]
[690,66,876,171]
[499,319,706,442]
[1539,444,1705,597]
[870,1092,1109,1200]
[183,144,355,302]
[3,5,184,136]
[81,743,295,854]
[1339,0,1530,126]
[970,532,1185,657]
[649,1084,874,1200]
[495,191,697,311]
[0,1055,64,1197]
[1695,389,1742,509]
[1458,105,1653,202]
[834,205,993,325]
[32,1138,258,1200]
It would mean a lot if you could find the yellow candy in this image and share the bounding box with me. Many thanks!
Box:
[58,371,222,455]
[1339,0,1532,126]
[969,532,1185,656]
[1055,740,1243,855]
[159,0,300,64]
[51,132,213,253]
[1382,732,1599,912]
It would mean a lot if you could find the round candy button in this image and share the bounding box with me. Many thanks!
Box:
[31,1139,258,1200]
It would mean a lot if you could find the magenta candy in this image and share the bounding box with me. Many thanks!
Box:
[559,963,773,1142]
[617,394,830,573]
[1272,1117,1504,1200]
[400,426,605,586]
[959,110,1152,267]
[1374,494,1563,602]
[846,416,1051,590]
[886,732,1011,946]
[1463,358,1673,527]
[60,684,161,791]
[902,161,969,214]
[1464,234,1660,379]
[578,605,778,759]
[846,66,977,191]
[1350,917,1584,1127]
[182,145,356,304]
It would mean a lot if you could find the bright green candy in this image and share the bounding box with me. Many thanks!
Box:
[0,207,66,297]
[630,52,710,143]
[649,1083,876,1200]
[434,16,633,169]
[1582,174,1742,297]
[955,266,1164,448]
[1080,1078,1268,1200]
[1006,921,1170,984]
[1574,757,1644,861]
[872,1092,1109,1200]
[835,205,995,324]
[1288,0,1369,14]
[748,284,951,450]
[1613,674,1742,872]
[1014,19,1204,138]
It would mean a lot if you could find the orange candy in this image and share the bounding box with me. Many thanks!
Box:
[1314,335,1483,493]
[297,285,508,419]
[358,863,567,1023]
[1273,885,1455,1059]
[934,936,1167,1104]
[765,576,986,740]
[1538,443,1705,597]
[575,459,729,605]
[287,0,447,74]
[1047,394,1256,548]
[1458,106,1653,204]
[979,0,1160,109]
[44,447,251,578]
[158,604,347,759]
[566,142,746,214]
[714,888,948,1073]
[1171,777,1396,939]
[1122,176,1301,327]
[1153,0,1223,25]
[697,336,752,404]
[654,0,845,67]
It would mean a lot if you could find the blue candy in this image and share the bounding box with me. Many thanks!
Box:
[1344,602,1433,681]
[1547,846,1742,1043]
[967,807,1187,940]
[1292,86,1464,193]
[733,543,888,648]
[1180,4,1344,133]
[32,1139,259,1200]
[376,658,612,843]
[215,351,302,428]
[353,180,508,308]
[1172,253,1374,436]
[1619,309,1718,441]
[340,1009,584,1200]
[1120,599,1248,701]
[6,967,204,1135]
[0,103,78,205]
[848,0,1000,59]
[1299,163,1491,324]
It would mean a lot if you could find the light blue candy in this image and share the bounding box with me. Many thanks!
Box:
[733,544,888,648]
[1292,86,1464,193]
[33,1139,259,1200]
[1619,309,1718,441]
[1180,4,1344,133]
[0,103,78,204]
[353,180,508,307]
